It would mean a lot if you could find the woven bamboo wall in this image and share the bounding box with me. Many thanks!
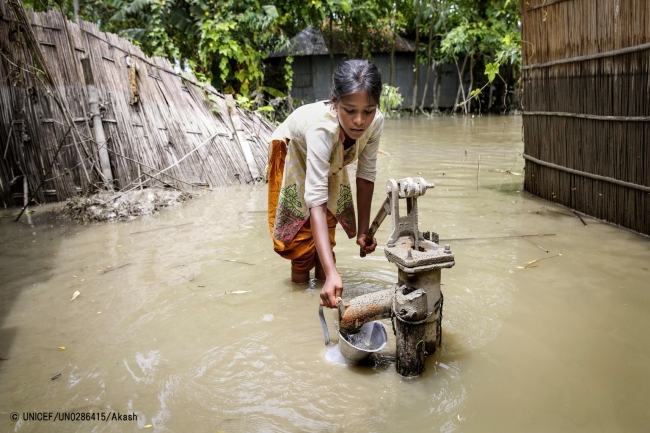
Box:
[0,0,273,208]
[520,0,650,235]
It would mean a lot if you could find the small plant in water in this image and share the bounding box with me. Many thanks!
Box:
[380,84,404,118]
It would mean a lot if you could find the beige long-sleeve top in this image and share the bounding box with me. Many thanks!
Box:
[269,101,384,243]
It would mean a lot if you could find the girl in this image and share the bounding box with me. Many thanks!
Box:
[267,59,384,309]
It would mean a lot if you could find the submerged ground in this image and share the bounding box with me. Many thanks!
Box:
[1,116,649,432]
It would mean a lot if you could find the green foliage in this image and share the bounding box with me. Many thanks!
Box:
[379,84,404,116]
[22,0,521,114]
[283,56,294,91]
[206,93,221,114]
[235,95,254,110]
[439,0,520,66]
[261,86,287,99]
[484,62,499,83]
[435,0,522,112]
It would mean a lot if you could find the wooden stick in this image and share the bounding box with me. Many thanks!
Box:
[476,154,481,190]
[99,263,131,275]
[105,146,203,190]
[215,258,255,266]
[522,236,548,253]
[523,153,650,193]
[573,211,588,227]
[115,132,219,196]
[2,122,13,160]
[523,111,650,122]
[440,233,556,241]
[523,0,571,12]
[130,222,192,235]
[523,42,650,70]
[524,254,561,269]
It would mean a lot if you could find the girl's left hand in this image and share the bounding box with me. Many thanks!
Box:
[356,234,377,255]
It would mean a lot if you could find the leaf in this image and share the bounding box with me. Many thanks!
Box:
[484,62,500,83]
[262,5,279,19]
[256,105,274,112]
[261,86,287,98]
[503,35,511,46]
[169,4,196,35]
[59,346,66,350]
[70,290,80,301]
[470,88,482,100]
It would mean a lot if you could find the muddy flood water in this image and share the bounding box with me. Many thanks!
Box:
[1,116,649,432]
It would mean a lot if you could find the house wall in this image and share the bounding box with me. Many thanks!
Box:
[289,54,461,109]
[520,0,650,235]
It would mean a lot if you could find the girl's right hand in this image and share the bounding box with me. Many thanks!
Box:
[320,271,343,308]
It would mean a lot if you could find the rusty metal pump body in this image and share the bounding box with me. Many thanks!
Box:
[339,177,455,376]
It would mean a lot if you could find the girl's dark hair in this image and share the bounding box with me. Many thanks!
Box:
[330,60,382,105]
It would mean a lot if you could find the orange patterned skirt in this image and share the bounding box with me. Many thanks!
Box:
[267,139,337,274]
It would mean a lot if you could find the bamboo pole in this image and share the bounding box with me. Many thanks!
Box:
[80,57,113,189]
[523,111,650,122]
[523,154,650,193]
[224,95,262,183]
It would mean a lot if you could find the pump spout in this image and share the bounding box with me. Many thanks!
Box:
[338,288,393,334]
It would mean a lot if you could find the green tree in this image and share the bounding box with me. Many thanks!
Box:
[22,0,521,114]
[439,0,521,113]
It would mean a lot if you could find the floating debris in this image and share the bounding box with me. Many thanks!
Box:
[521,253,562,269]
[56,189,194,223]
[215,259,255,266]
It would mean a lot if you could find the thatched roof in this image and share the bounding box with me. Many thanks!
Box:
[270,25,415,58]
[273,26,330,57]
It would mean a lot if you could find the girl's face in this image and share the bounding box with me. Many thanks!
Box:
[333,90,378,141]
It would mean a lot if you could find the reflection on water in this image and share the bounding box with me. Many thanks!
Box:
[1,116,649,432]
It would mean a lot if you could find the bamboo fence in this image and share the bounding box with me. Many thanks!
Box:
[519,0,649,235]
[0,0,273,208]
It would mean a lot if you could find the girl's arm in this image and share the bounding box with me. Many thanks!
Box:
[356,177,378,255]
[310,203,343,308]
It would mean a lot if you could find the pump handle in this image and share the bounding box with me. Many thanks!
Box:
[360,196,390,257]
